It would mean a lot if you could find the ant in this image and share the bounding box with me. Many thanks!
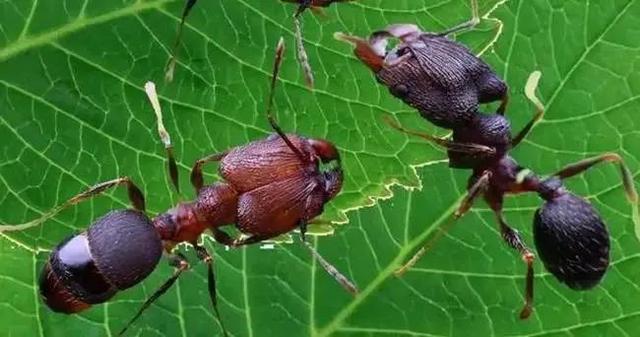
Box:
[1,38,357,335]
[281,0,356,88]
[385,72,638,318]
[336,0,640,319]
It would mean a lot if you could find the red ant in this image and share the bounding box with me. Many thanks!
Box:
[1,38,357,335]
[337,0,640,319]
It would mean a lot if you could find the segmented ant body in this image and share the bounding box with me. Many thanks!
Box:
[3,38,357,336]
[337,0,639,319]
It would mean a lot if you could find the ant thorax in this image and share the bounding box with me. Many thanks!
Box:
[450,113,512,169]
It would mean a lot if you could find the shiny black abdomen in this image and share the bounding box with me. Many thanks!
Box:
[39,209,163,313]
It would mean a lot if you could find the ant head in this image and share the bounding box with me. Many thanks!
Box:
[336,25,482,129]
[309,138,340,164]
[533,193,610,290]
[307,138,343,201]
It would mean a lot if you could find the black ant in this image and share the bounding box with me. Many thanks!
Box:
[1,38,357,335]
[336,1,640,319]
[384,72,638,318]
[336,0,509,130]
[281,0,356,88]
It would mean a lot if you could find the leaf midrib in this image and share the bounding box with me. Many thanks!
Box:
[0,0,173,63]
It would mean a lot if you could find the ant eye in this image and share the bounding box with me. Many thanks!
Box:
[390,84,410,98]
[396,46,410,57]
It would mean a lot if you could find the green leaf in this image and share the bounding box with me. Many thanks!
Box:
[1,0,640,336]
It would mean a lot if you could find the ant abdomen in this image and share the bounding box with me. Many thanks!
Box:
[39,210,162,313]
[533,193,610,290]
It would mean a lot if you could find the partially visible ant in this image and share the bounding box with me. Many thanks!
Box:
[281,0,356,88]
[335,0,509,130]
[1,37,357,335]
[336,0,640,319]
[384,72,638,319]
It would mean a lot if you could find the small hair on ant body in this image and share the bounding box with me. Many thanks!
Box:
[336,0,640,319]
[0,37,358,335]
[280,0,356,88]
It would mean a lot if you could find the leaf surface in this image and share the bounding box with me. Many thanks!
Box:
[1,0,640,336]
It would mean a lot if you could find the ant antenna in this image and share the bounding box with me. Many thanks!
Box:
[266,37,308,164]
[165,0,199,82]
[193,244,229,337]
[144,82,180,194]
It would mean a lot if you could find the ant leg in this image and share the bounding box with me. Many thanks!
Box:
[265,37,308,163]
[231,233,276,247]
[552,153,640,231]
[293,0,312,17]
[145,82,180,193]
[395,171,491,276]
[211,228,236,246]
[496,92,509,116]
[553,153,639,206]
[494,210,535,319]
[118,253,190,336]
[293,16,315,88]
[512,71,544,148]
[192,244,229,337]
[384,116,496,156]
[0,177,145,232]
[165,0,200,82]
[190,152,228,193]
[299,222,359,295]
[438,0,480,36]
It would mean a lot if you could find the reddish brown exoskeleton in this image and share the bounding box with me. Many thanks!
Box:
[1,37,357,336]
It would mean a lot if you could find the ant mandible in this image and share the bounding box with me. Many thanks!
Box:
[0,38,357,335]
[336,0,640,319]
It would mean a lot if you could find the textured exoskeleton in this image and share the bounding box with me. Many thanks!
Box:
[534,180,610,290]
[40,210,162,313]
[388,70,639,320]
[338,24,507,129]
[16,37,357,337]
